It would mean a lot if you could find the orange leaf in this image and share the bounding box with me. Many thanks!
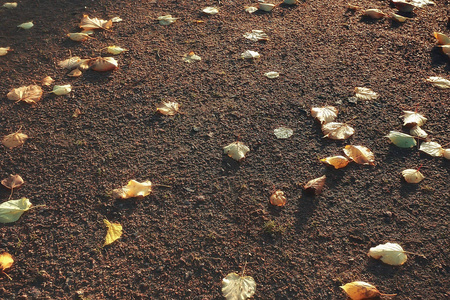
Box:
[0,252,14,271]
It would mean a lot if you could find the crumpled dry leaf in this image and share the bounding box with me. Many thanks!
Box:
[182,51,201,63]
[264,71,279,79]
[67,32,92,42]
[354,87,379,100]
[2,2,17,9]
[157,15,178,25]
[17,21,33,30]
[58,57,90,70]
[343,145,375,165]
[368,242,408,265]
[67,69,83,77]
[7,85,43,105]
[103,219,122,246]
[401,111,427,127]
[202,7,219,15]
[311,106,338,124]
[112,180,152,199]
[2,132,28,149]
[222,272,256,300]
[270,190,287,207]
[0,198,32,223]
[389,12,409,22]
[51,84,72,96]
[419,141,444,157]
[42,76,54,86]
[363,9,386,19]
[1,175,24,190]
[80,15,112,30]
[0,47,12,56]
[385,131,417,148]
[258,3,276,12]
[433,32,450,45]
[89,57,118,71]
[320,156,350,169]
[105,45,128,55]
[411,0,435,7]
[240,50,260,59]
[409,125,428,138]
[392,0,417,12]
[243,30,269,42]
[322,122,355,140]
[0,252,14,272]
[273,127,293,139]
[402,169,424,183]
[156,101,180,116]
[304,175,326,195]
[223,141,250,161]
[245,6,258,13]
[426,76,450,89]
[340,281,382,300]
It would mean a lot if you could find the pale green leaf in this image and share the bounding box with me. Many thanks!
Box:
[0,198,32,223]
[385,131,416,148]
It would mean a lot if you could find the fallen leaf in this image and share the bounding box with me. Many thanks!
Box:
[0,252,14,272]
[245,6,258,13]
[89,57,118,71]
[401,111,427,127]
[303,175,326,195]
[411,0,435,7]
[111,17,123,23]
[320,156,350,169]
[80,15,112,30]
[156,101,180,116]
[17,21,33,29]
[202,7,219,15]
[444,149,450,160]
[321,122,355,140]
[105,45,128,55]
[223,141,250,161]
[182,51,201,63]
[42,76,54,86]
[7,85,43,105]
[274,127,293,139]
[419,141,444,157]
[67,32,92,42]
[311,106,338,124]
[270,190,287,207]
[409,125,428,138]
[354,87,379,100]
[2,2,17,8]
[240,50,260,59]
[0,198,32,223]
[258,3,276,12]
[392,0,417,12]
[363,9,386,19]
[157,15,178,25]
[67,69,83,77]
[402,169,424,183]
[2,131,28,149]
[426,76,450,89]
[58,57,90,70]
[103,219,122,246]
[343,145,375,165]
[222,272,256,300]
[72,108,81,118]
[112,180,153,199]
[368,242,408,265]
[264,71,279,79]
[0,47,12,56]
[389,12,409,22]
[340,281,381,300]
[433,32,450,45]
[50,84,72,96]
[243,30,269,42]
[385,131,417,148]
[1,175,24,189]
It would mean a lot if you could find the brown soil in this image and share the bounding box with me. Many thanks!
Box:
[0,0,449,299]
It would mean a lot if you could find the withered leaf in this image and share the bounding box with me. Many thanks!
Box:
[320,156,350,169]
[7,85,43,105]
[113,180,152,199]
[401,111,427,127]
[2,132,28,149]
[80,15,112,30]
[223,141,250,161]
[311,106,338,124]
[343,145,375,165]
[341,281,382,300]
[89,57,118,71]
[368,242,408,266]
[270,190,287,207]
[103,219,122,246]
[1,175,24,190]
[321,122,354,140]
[402,169,424,183]
[304,175,326,195]
[354,87,378,100]
[156,101,180,116]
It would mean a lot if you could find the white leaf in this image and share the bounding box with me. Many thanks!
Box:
[202,7,219,15]
[363,9,386,19]
[245,7,258,14]
[401,111,427,127]
[58,57,90,70]
[274,127,293,139]
[409,125,428,138]
[240,50,260,59]
[111,17,123,23]
[51,85,72,96]
[410,0,435,7]
[419,141,444,157]
[105,46,128,55]
[157,15,178,25]
[17,21,33,30]
[0,47,12,56]
[264,71,279,79]
[354,87,379,100]
[426,76,450,89]
[113,180,152,199]
[2,3,18,9]
[258,3,276,12]
[67,32,92,42]
[311,106,338,124]
[402,169,424,183]
[321,122,354,140]
[368,242,408,265]
[243,30,269,42]
[223,141,250,161]
[222,273,256,300]
[182,51,201,63]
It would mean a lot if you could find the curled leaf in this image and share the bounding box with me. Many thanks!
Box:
[402,169,424,183]
[0,47,12,56]
[320,156,350,169]
[389,12,409,23]
[401,111,427,127]
[363,9,385,19]
[264,71,279,79]
[156,101,180,116]
[2,132,28,149]
[321,122,354,140]
[51,84,72,96]
[1,175,24,190]
[270,190,287,207]
[80,15,112,30]
[157,15,178,25]
[258,3,276,12]
[419,141,444,157]
[274,127,293,139]
[243,30,269,42]
[385,131,416,148]
[42,76,54,86]
[392,0,417,12]
[2,3,17,9]
[304,175,326,195]
[340,281,381,300]
[368,242,408,265]
[240,50,260,59]
[112,180,152,199]
[17,21,33,30]
[7,85,43,105]
[245,6,258,14]
[67,32,92,42]
[311,106,338,124]
[409,125,428,138]
[58,57,90,70]
[202,7,219,15]
[354,87,378,100]
[426,76,450,89]
[89,57,118,71]
[182,51,201,63]
[67,69,83,77]
[0,252,14,272]
[223,141,250,161]
[343,145,375,165]
[222,272,256,300]
[0,198,32,223]
[433,32,450,45]
[105,45,128,55]
[103,219,122,246]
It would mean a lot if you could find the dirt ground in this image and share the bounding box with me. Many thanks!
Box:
[0,0,449,299]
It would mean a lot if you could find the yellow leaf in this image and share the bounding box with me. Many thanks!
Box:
[112,180,152,199]
[105,46,128,55]
[0,252,14,271]
[0,47,12,56]
[343,145,375,165]
[17,21,33,30]
[0,198,32,223]
[156,101,180,116]
[103,219,122,246]
[270,190,286,207]
[340,281,381,300]
[320,156,350,169]
[402,169,424,183]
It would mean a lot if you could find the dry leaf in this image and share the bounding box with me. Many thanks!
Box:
[17,21,33,29]
[89,57,118,71]
[322,122,354,140]
[434,32,450,45]
[67,32,92,42]
[411,0,435,7]
[426,76,450,89]
[311,106,338,124]
[182,51,201,63]
[402,169,424,183]
[222,272,256,300]
[112,180,153,199]
[80,15,112,30]
[72,108,81,118]
[389,12,409,22]
[385,131,417,148]
[0,198,32,223]
[157,15,178,25]
[392,0,417,12]
[320,156,350,169]
[111,17,122,23]
[258,3,276,12]
[264,71,279,79]
[67,69,83,77]
[304,175,326,195]
[443,149,450,160]
[363,9,385,19]
[58,57,90,70]
[7,85,43,105]
[105,46,128,55]
[343,145,375,165]
[223,141,250,161]
[51,84,72,96]
[354,87,379,100]
[1,175,24,190]
[2,3,17,8]
[274,127,293,139]
[409,125,428,138]
[241,50,260,59]
[202,7,219,15]
[42,76,54,86]
[2,131,28,149]
[341,281,381,300]
[270,190,287,207]
[243,30,269,42]
[368,242,408,265]
[401,111,427,127]
[419,141,444,157]
[0,47,12,56]
[103,219,122,246]
[156,101,180,116]
[245,6,258,13]
[0,252,14,272]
